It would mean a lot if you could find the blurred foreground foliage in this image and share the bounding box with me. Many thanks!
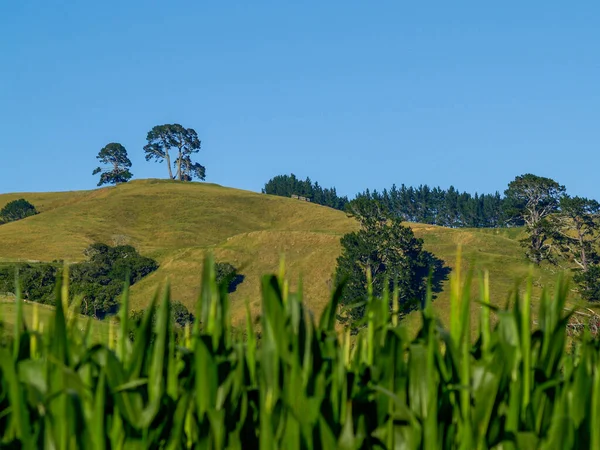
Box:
[0,252,599,449]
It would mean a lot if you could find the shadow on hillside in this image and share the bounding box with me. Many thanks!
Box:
[422,251,452,302]
[228,274,245,294]
[94,303,120,320]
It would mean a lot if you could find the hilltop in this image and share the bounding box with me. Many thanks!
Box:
[0,179,573,329]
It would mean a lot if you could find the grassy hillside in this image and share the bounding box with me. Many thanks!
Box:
[0,294,111,340]
[0,179,579,331]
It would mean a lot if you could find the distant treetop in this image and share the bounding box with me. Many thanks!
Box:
[92,142,133,186]
[351,184,506,228]
[263,174,349,211]
[143,124,205,182]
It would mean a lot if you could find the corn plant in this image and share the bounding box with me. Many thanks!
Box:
[0,253,599,448]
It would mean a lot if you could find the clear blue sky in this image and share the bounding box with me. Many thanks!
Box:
[1,1,598,199]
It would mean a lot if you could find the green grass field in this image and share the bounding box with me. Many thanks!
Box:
[0,294,112,341]
[0,179,583,332]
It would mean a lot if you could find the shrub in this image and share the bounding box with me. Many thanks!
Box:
[214,262,244,293]
[130,300,194,328]
[0,199,38,223]
[0,263,59,304]
[573,265,600,302]
[170,300,195,326]
[71,244,159,317]
[0,243,158,318]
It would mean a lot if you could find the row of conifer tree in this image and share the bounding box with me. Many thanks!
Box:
[263,174,511,228]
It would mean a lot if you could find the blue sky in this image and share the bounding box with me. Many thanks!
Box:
[1,1,598,199]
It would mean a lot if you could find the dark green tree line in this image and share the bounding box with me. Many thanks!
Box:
[0,244,158,317]
[0,263,57,303]
[262,174,349,210]
[352,184,505,228]
[0,199,38,224]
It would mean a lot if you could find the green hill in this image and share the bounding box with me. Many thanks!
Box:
[0,179,578,331]
[0,294,111,341]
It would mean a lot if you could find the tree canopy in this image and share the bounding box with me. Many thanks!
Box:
[550,196,600,272]
[0,199,38,224]
[263,174,349,210]
[352,184,505,228]
[0,244,158,318]
[92,142,133,186]
[547,196,600,301]
[503,174,565,226]
[71,243,159,317]
[504,174,566,264]
[335,201,449,327]
[129,300,195,330]
[143,124,205,181]
[0,262,57,303]
[214,262,245,293]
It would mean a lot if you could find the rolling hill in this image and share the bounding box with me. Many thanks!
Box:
[0,179,577,331]
[0,294,112,340]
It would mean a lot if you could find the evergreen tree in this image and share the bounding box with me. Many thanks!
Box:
[0,199,38,224]
[335,202,448,327]
[262,174,349,210]
[214,262,245,293]
[504,174,565,264]
[144,124,205,181]
[550,196,600,300]
[92,143,133,186]
[352,184,508,229]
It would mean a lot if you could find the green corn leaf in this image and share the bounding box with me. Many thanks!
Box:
[0,348,34,447]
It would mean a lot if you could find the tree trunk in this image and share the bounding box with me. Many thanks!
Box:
[113,161,119,184]
[165,151,173,180]
[184,158,191,181]
[530,230,544,265]
[175,147,183,181]
[578,225,588,272]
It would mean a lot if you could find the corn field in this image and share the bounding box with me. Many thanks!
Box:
[1,254,599,449]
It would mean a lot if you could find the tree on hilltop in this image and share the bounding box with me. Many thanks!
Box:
[549,196,600,301]
[92,143,133,186]
[262,174,349,210]
[550,196,600,272]
[503,174,565,264]
[180,155,206,181]
[143,124,205,181]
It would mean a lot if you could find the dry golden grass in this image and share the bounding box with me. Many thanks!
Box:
[406,223,566,335]
[0,180,356,261]
[0,180,357,324]
[129,230,347,325]
[0,179,573,330]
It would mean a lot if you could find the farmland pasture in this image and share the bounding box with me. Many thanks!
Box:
[0,179,582,333]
